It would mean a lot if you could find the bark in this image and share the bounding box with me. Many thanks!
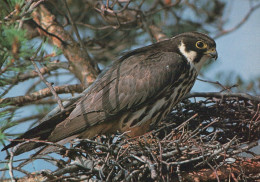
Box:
[31,4,100,87]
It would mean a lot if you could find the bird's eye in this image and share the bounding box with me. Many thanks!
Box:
[196,41,207,49]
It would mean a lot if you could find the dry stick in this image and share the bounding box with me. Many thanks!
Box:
[130,154,158,179]
[197,77,239,93]
[196,78,232,91]
[206,161,220,182]
[152,113,198,136]
[249,103,260,139]
[1,61,68,89]
[11,113,46,124]
[160,113,198,141]
[63,0,99,83]
[184,92,260,102]
[0,59,14,74]
[195,136,237,168]
[64,0,98,69]
[10,138,87,155]
[0,84,83,106]
[76,21,118,30]
[8,148,15,182]
[141,156,157,179]
[0,84,15,98]
[230,141,258,155]
[184,119,219,143]
[31,59,65,111]
[176,165,183,182]
[63,0,85,50]
[158,141,163,178]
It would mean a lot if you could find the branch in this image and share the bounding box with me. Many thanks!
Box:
[184,92,260,102]
[31,59,65,110]
[180,158,260,182]
[32,4,100,86]
[29,99,68,105]
[196,77,236,91]
[63,0,85,50]
[148,25,168,42]
[11,113,46,124]
[0,59,15,75]
[0,84,83,107]
[214,3,260,39]
[8,149,15,182]
[0,61,69,87]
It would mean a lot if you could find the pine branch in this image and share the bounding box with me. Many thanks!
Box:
[0,84,83,107]
[0,61,69,87]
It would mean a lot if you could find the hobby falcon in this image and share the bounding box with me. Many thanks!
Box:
[3,32,217,155]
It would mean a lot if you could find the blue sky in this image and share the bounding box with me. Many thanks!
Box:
[1,0,259,178]
[215,1,260,79]
[193,0,260,92]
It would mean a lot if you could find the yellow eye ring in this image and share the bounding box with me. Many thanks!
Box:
[196,41,207,49]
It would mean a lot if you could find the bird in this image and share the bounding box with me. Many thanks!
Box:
[2,32,217,155]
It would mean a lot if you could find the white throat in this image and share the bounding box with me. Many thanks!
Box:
[178,41,197,63]
[178,41,208,72]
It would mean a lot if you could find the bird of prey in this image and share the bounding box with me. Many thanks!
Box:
[2,32,217,155]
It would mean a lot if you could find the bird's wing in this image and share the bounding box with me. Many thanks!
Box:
[47,51,186,142]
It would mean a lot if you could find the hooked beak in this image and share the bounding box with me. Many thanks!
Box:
[205,49,218,60]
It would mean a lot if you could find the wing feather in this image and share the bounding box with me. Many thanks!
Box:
[48,51,186,141]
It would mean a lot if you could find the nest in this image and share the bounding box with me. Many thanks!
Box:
[3,97,260,181]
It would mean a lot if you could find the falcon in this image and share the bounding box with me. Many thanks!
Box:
[2,32,217,155]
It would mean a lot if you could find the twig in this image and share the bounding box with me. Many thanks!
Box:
[63,0,99,75]
[125,170,140,181]
[11,138,66,150]
[31,58,65,110]
[162,155,205,166]
[196,78,230,91]
[10,138,88,155]
[153,113,198,135]
[141,155,157,179]
[0,59,15,75]
[76,22,119,30]
[176,165,183,182]
[214,4,260,39]
[184,92,260,102]
[31,4,99,85]
[1,61,69,87]
[0,84,15,98]
[11,113,46,124]
[206,161,220,182]
[196,137,237,167]
[229,141,258,155]
[33,21,68,46]
[0,84,83,106]
[8,148,15,182]
[63,0,85,49]
[183,119,219,143]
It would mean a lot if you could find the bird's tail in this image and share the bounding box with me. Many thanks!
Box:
[2,105,75,156]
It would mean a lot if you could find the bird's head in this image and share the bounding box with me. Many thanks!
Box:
[173,32,218,72]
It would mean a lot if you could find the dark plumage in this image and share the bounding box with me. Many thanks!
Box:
[2,32,217,155]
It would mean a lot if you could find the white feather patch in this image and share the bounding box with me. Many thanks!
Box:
[178,41,197,63]
[178,41,210,72]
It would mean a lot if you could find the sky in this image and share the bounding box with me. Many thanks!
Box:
[1,0,260,178]
[215,0,260,80]
[193,0,260,92]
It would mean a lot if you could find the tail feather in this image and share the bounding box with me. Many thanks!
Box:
[2,105,76,155]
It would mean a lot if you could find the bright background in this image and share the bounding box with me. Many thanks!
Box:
[193,0,260,92]
[1,0,259,178]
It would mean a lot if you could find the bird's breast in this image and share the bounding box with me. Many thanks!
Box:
[120,66,197,132]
